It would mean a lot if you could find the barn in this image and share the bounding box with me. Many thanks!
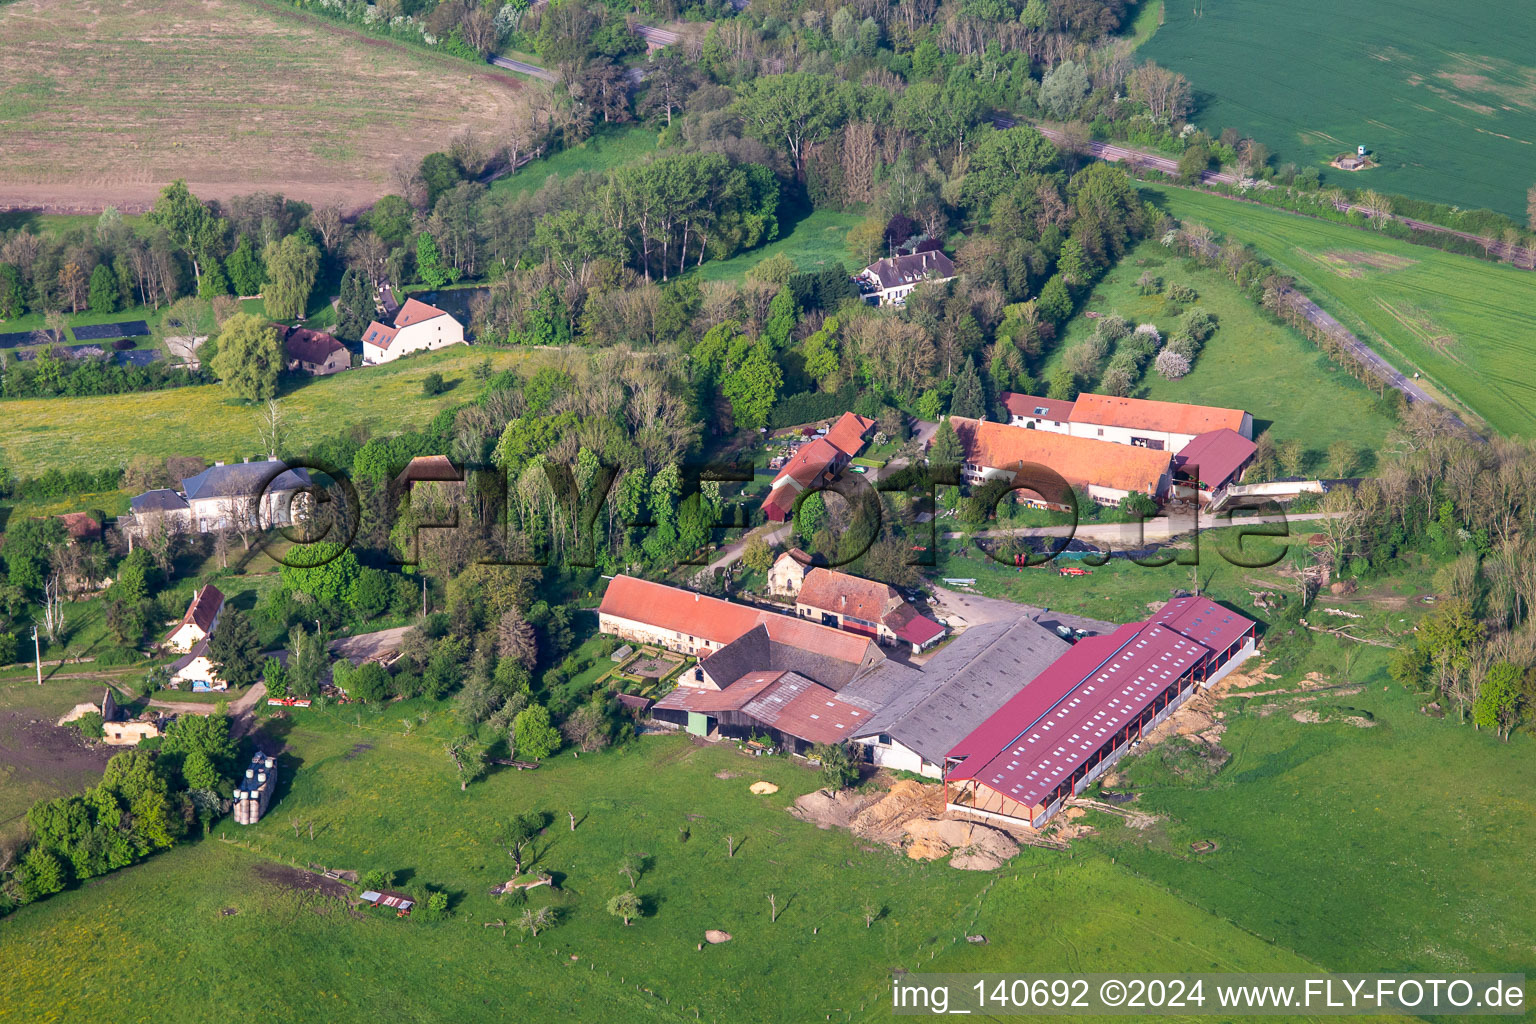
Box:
[944,598,1256,827]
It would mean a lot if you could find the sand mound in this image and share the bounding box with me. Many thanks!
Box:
[850,779,946,844]
[749,781,779,795]
[790,788,879,829]
[704,929,732,944]
[902,818,1020,870]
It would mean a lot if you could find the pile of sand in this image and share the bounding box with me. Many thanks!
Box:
[749,781,779,795]
[902,818,1020,870]
[704,930,732,944]
[790,788,879,829]
[850,779,946,843]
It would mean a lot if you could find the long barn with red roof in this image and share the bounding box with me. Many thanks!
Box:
[944,597,1256,827]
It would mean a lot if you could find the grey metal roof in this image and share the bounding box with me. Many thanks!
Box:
[181,460,311,502]
[849,617,1072,766]
[130,489,189,513]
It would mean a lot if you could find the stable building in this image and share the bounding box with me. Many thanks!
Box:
[943,598,1256,827]
[846,616,1072,778]
[948,416,1172,507]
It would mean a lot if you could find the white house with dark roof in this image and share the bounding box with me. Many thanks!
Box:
[130,460,312,536]
[856,250,956,306]
[165,583,224,653]
[361,297,464,365]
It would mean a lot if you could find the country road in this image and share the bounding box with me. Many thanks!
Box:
[489,54,557,83]
[945,510,1344,545]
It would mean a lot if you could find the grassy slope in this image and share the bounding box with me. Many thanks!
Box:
[0,718,1331,1024]
[489,125,662,201]
[692,209,865,284]
[1093,626,1536,975]
[1044,237,1400,468]
[0,346,558,476]
[1139,0,1536,219]
[1139,184,1536,438]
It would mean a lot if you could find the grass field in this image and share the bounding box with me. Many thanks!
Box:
[0,712,1340,1023]
[0,346,557,477]
[1093,624,1536,975]
[1045,237,1401,467]
[488,125,663,201]
[692,208,865,283]
[0,0,533,211]
[1139,0,1536,219]
[1139,183,1536,438]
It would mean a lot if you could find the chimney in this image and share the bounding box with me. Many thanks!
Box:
[214,461,225,467]
[694,592,699,602]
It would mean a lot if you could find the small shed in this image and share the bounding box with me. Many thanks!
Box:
[360,889,415,915]
[610,644,634,663]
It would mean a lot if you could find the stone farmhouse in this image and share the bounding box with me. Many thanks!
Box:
[278,325,350,376]
[770,555,947,654]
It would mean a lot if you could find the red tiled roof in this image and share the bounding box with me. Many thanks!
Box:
[598,575,875,666]
[167,583,223,642]
[1000,392,1076,422]
[362,321,398,350]
[57,512,101,541]
[1069,393,1247,437]
[1172,429,1256,490]
[394,297,450,328]
[744,673,870,745]
[947,623,1212,810]
[888,605,947,646]
[797,568,900,625]
[760,437,846,516]
[950,416,1171,496]
[825,412,876,458]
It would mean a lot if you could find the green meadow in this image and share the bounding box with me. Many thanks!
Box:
[1140,183,1536,438]
[1140,0,1536,219]
[690,208,866,284]
[488,124,663,201]
[0,714,1344,1024]
[1092,628,1536,976]
[1045,236,1401,464]
[0,346,558,477]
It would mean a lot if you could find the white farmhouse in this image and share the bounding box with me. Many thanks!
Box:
[856,250,956,306]
[361,298,465,365]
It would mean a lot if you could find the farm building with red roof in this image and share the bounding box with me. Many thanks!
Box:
[361,297,464,365]
[165,583,224,653]
[1171,429,1258,502]
[948,416,1173,508]
[943,597,1256,827]
[791,567,947,653]
[1067,393,1252,451]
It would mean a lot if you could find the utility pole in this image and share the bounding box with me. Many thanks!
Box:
[32,625,41,686]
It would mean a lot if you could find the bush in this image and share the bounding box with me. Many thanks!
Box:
[75,711,105,740]
[421,372,448,396]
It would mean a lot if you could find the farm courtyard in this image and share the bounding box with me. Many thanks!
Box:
[0,0,534,212]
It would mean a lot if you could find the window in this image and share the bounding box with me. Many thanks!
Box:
[1097,428,1104,436]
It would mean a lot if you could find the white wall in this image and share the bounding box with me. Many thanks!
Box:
[854,736,943,779]
[391,317,465,359]
[1006,415,1071,434]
